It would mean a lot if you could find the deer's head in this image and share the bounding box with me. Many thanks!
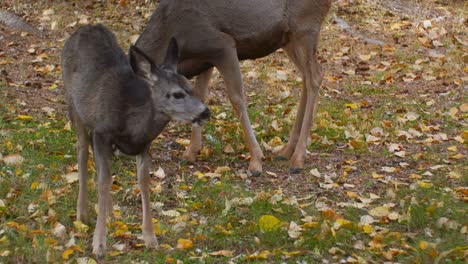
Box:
[129,39,210,126]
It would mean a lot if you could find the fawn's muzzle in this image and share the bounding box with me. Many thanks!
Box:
[192,107,210,125]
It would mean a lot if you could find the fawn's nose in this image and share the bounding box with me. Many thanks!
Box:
[192,107,210,126]
[199,107,210,120]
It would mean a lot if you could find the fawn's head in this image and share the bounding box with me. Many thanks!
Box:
[129,39,210,125]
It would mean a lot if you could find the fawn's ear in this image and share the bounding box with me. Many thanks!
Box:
[162,38,179,72]
[129,45,156,80]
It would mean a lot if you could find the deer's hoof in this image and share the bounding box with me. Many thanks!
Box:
[274,155,288,161]
[144,235,159,249]
[289,167,303,174]
[77,212,89,225]
[182,149,198,163]
[249,170,261,177]
[92,243,106,258]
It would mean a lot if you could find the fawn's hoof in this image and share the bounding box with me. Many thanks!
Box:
[274,155,288,161]
[182,149,198,163]
[249,170,261,177]
[92,243,106,258]
[144,236,159,249]
[289,167,303,174]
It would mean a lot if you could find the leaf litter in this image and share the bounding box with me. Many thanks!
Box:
[0,0,466,262]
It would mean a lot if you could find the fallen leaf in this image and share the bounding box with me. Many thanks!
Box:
[73,221,89,233]
[161,210,180,218]
[310,168,321,177]
[53,222,67,239]
[369,206,390,217]
[209,250,234,257]
[77,257,97,264]
[223,144,235,153]
[154,167,166,179]
[417,181,433,189]
[3,154,24,166]
[259,215,282,232]
[288,221,303,238]
[176,238,193,250]
[64,172,78,184]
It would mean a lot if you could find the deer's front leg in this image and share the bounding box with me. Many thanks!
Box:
[92,133,113,257]
[183,67,213,162]
[137,146,158,249]
[215,44,264,175]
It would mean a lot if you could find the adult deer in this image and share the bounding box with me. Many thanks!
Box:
[136,0,332,174]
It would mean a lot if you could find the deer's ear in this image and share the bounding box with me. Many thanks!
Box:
[162,38,179,72]
[129,45,156,79]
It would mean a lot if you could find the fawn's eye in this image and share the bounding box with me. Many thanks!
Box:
[173,92,185,99]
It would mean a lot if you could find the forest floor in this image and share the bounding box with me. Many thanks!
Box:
[0,0,466,263]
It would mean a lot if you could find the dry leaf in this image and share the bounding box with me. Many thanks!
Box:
[288,221,303,238]
[176,238,193,250]
[154,167,166,179]
[223,144,235,153]
[369,206,390,217]
[64,172,78,184]
[259,215,282,232]
[3,154,24,166]
[209,250,234,257]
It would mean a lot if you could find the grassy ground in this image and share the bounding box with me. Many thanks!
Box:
[0,0,467,263]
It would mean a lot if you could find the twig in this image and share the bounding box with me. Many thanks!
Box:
[333,15,386,46]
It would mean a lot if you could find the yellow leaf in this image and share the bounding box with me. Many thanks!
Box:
[176,238,193,250]
[17,115,33,120]
[209,250,234,257]
[447,146,458,152]
[62,246,82,260]
[63,122,72,131]
[417,181,433,189]
[176,138,190,146]
[334,219,353,229]
[448,171,461,179]
[282,250,301,258]
[369,206,390,217]
[258,215,282,232]
[246,250,270,260]
[108,251,121,256]
[461,130,468,139]
[73,220,89,233]
[372,172,384,179]
[362,224,374,234]
[420,241,427,250]
[62,249,74,260]
[30,181,40,190]
[345,103,358,109]
[301,221,319,229]
[193,171,205,179]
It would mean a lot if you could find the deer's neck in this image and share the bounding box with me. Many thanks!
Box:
[113,102,170,155]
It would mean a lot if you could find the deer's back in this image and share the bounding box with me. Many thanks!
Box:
[136,0,331,77]
[62,24,131,129]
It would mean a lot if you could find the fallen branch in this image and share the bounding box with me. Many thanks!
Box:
[0,10,42,36]
[333,15,386,46]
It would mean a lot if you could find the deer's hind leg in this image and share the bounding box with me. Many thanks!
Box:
[71,111,92,224]
[183,67,214,162]
[280,33,323,173]
[276,44,308,160]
